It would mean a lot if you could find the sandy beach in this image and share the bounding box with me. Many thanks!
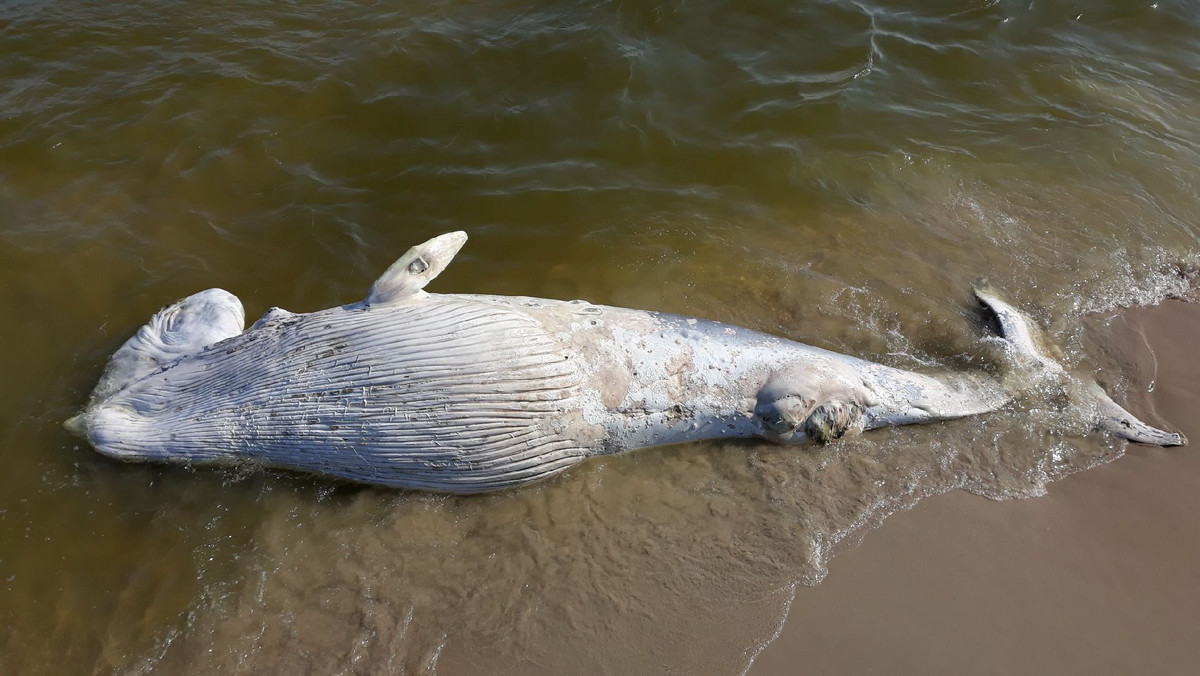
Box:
[751,300,1200,674]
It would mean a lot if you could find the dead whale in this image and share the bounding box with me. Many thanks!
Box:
[66,231,1184,492]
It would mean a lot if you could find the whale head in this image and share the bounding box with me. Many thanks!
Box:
[68,287,246,439]
[92,288,246,404]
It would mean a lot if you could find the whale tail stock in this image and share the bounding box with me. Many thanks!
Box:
[972,279,1186,447]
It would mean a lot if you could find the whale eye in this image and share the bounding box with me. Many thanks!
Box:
[408,257,429,274]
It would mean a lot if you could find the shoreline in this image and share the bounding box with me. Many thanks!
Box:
[749,300,1200,674]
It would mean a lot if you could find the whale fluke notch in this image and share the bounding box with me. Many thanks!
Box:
[365,231,468,306]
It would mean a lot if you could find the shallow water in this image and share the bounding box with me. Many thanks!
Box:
[2,0,1198,673]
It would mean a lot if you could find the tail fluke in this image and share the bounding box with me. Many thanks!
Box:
[973,279,1186,447]
[1085,381,1186,446]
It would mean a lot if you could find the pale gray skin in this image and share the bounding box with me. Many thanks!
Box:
[67,232,1185,493]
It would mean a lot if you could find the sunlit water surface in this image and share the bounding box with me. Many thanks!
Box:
[2,1,1199,673]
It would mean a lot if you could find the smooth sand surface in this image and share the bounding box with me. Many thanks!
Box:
[751,300,1200,675]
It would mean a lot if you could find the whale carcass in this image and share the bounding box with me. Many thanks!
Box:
[67,231,1185,492]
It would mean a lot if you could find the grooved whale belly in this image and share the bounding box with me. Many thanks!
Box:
[91,297,595,492]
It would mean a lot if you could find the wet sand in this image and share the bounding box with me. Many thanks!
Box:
[751,299,1200,674]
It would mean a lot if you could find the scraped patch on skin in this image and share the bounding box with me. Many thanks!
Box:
[595,364,632,408]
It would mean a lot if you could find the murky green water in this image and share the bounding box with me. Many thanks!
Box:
[3,1,1199,672]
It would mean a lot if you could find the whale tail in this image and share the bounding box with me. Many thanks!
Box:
[972,279,1185,447]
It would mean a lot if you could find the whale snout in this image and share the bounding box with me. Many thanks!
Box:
[67,402,147,460]
[64,412,88,438]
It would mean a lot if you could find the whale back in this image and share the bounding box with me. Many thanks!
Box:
[87,297,598,492]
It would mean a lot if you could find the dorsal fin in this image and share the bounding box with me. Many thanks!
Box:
[365,231,468,306]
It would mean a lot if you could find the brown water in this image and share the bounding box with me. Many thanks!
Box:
[2,1,1199,673]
